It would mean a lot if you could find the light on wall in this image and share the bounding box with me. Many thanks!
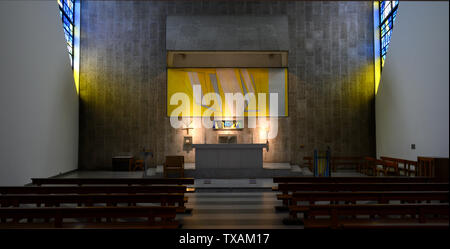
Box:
[259,120,270,143]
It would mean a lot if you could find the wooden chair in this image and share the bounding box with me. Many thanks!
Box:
[164,156,185,178]
[133,159,144,171]
[331,157,362,172]
[418,157,435,177]
[362,157,377,176]
[377,160,399,176]
[303,157,313,172]
[403,159,418,176]
[132,150,153,172]
[381,156,417,176]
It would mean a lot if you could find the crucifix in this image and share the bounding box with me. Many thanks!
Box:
[183,126,194,135]
[182,119,193,135]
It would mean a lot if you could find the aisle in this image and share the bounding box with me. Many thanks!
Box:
[177,192,303,229]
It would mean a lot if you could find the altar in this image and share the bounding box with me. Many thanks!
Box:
[192,144,268,169]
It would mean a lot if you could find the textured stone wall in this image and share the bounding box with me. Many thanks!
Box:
[166,15,289,50]
[79,1,375,169]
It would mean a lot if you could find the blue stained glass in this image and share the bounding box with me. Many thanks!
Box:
[64,29,72,44]
[62,15,73,33]
[379,1,398,68]
[66,0,74,9]
[393,1,399,8]
[381,1,392,21]
[63,3,73,22]
[58,0,74,67]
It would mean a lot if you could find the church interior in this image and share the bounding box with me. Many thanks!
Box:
[0,0,449,232]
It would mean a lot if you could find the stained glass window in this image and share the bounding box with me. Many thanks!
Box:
[58,0,74,67]
[379,1,398,68]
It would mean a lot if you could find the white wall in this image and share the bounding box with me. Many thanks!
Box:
[0,1,79,185]
[376,2,449,160]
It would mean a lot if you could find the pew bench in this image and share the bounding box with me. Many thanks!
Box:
[0,193,188,213]
[31,178,195,186]
[276,182,449,194]
[0,186,194,195]
[302,203,449,229]
[273,182,449,210]
[0,206,180,229]
[0,186,195,213]
[287,191,449,221]
[273,176,445,184]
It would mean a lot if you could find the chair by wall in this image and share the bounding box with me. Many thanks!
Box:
[164,156,185,178]
[417,157,435,177]
[417,157,449,179]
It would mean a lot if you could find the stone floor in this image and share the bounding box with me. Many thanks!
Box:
[176,162,305,178]
[179,192,303,229]
[60,168,364,189]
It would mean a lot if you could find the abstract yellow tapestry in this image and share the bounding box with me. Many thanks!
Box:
[167,68,288,117]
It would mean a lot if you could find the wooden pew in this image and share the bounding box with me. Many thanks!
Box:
[0,206,179,229]
[303,157,313,171]
[287,191,449,221]
[331,157,362,172]
[31,178,195,186]
[302,203,449,229]
[277,182,449,193]
[273,176,445,184]
[0,185,193,195]
[381,157,417,176]
[274,182,449,210]
[30,178,195,212]
[0,193,187,213]
[0,185,194,213]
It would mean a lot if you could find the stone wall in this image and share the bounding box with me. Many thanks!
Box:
[79,1,375,169]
